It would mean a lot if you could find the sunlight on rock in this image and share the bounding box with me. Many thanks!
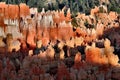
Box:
[0,2,119,80]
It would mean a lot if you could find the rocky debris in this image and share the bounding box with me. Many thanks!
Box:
[0,2,120,80]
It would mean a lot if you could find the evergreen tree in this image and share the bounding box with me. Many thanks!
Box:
[0,0,119,13]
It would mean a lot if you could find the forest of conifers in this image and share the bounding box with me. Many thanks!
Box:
[0,0,120,15]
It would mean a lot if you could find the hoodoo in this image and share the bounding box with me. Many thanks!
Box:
[0,2,119,80]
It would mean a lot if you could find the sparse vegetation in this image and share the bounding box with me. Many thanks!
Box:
[0,0,120,14]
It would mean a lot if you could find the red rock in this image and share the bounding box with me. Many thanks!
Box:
[0,60,3,75]
[58,26,73,41]
[96,22,104,36]
[0,2,7,15]
[8,5,19,19]
[65,8,71,22]
[46,45,55,59]
[0,3,7,30]
[21,30,27,40]
[27,26,36,49]
[19,3,30,17]
[31,65,40,75]
[90,6,99,15]
[73,52,82,70]
[42,28,50,47]
[6,59,15,72]
[86,47,102,65]
[49,27,58,43]
[9,71,16,80]
[59,10,65,22]
[42,37,49,47]
[0,47,6,53]
[53,11,60,24]
[31,75,39,80]
[109,11,118,20]
[60,50,65,60]
[42,28,49,38]
[75,27,87,37]
[74,52,81,63]
[57,62,70,80]
[36,27,43,40]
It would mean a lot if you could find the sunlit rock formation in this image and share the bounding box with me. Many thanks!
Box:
[104,38,119,66]
[85,39,119,66]
[6,33,21,52]
[0,2,120,80]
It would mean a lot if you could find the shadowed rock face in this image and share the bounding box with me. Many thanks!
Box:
[102,27,120,58]
[0,2,120,80]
